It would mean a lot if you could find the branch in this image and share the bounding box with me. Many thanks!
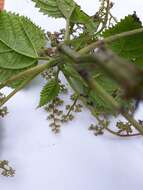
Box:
[63,70,142,137]
[59,44,143,99]
[59,45,143,135]
[105,127,141,137]
[64,94,79,119]
[0,73,38,107]
[64,19,70,42]
[0,58,59,89]
[85,77,143,135]
[79,28,143,54]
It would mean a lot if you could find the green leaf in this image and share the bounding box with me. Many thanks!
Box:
[58,0,76,18]
[89,73,120,114]
[32,0,75,18]
[39,79,60,107]
[103,13,143,67]
[87,13,143,114]
[62,61,126,114]
[32,0,96,33]
[0,64,37,88]
[69,32,94,51]
[0,11,46,87]
[70,6,96,33]
[62,61,88,94]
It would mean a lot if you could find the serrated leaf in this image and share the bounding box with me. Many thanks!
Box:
[0,11,46,69]
[32,0,96,33]
[58,0,76,18]
[0,11,46,88]
[32,0,75,18]
[39,79,60,107]
[70,6,96,33]
[103,13,143,67]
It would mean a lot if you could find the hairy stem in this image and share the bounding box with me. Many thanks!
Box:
[0,73,38,107]
[38,56,50,60]
[105,126,140,137]
[59,44,143,99]
[79,28,143,54]
[64,94,79,119]
[109,12,118,23]
[59,45,143,135]
[61,64,142,136]
[64,19,70,42]
[93,111,141,137]
[0,58,59,89]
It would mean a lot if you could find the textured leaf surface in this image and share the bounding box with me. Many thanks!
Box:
[89,72,122,114]
[64,66,88,95]
[39,79,60,107]
[103,14,143,67]
[32,0,96,32]
[0,11,46,87]
[0,64,37,88]
[70,6,96,33]
[32,0,75,18]
[70,33,94,51]
[58,0,76,18]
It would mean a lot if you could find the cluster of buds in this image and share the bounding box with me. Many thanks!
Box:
[89,118,109,136]
[93,0,116,28]
[47,29,65,47]
[0,160,15,177]
[45,97,64,133]
[0,92,8,117]
[41,68,57,80]
[89,124,104,136]
[39,30,66,57]
[0,92,13,177]
[61,94,83,123]
[116,121,132,135]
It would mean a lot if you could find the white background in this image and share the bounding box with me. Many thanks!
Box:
[0,0,143,190]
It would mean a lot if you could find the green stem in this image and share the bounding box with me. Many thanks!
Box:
[38,57,50,61]
[105,126,140,137]
[0,73,37,107]
[0,58,59,90]
[59,44,143,99]
[59,46,143,135]
[64,94,79,119]
[109,12,118,23]
[79,28,143,54]
[88,78,120,110]
[92,111,141,137]
[64,19,70,42]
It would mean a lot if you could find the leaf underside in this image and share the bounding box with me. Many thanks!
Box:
[32,0,96,33]
[0,11,46,88]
